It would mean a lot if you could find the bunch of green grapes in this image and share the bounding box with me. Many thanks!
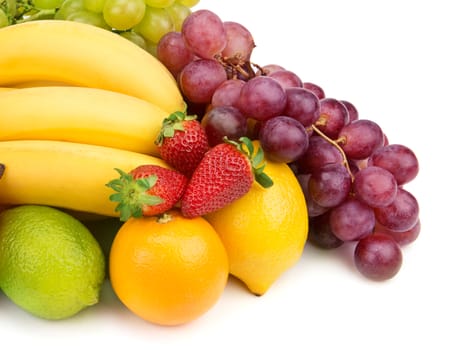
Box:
[1,0,15,27]
[1,0,199,53]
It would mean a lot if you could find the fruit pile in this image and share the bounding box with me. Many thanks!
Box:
[0,1,420,327]
[156,9,420,281]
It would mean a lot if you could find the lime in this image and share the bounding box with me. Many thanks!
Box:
[0,205,105,320]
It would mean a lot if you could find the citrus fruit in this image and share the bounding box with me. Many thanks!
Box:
[0,205,105,320]
[109,209,229,326]
[205,145,308,296]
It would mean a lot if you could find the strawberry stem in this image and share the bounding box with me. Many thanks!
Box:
[106,168,164,221]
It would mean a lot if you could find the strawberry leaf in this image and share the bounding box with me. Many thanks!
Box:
[226,137,274,189]
[106,168,164,221]
[155,111,198,145]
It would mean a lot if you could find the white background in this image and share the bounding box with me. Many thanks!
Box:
[1,0,462,349]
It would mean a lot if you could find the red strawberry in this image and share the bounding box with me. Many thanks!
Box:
[106,164,188,221]
[181,137,273,218]
[155,111,209,177]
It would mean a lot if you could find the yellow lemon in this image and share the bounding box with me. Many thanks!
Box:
[205,149,308,296]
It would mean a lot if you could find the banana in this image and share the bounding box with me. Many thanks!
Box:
[0,20,185,113]
[0,86,169,156]
[0,140,170,217]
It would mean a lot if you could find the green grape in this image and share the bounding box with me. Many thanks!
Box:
[3,0,16,17]
[165,2,190,31]
[120,30,147,49]
[83,0,106,13]
[54,0,85,19]
[34,0,65,9]
[144,38,158,57]
[144,0,174,8]
[0,9,8,28]
[67,9,111,29]
[176,0,199,7]
[103,0,145,31]
[134,6,173,44]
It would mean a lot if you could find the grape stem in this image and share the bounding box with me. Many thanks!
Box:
[16,8,56,22]
[2,0,56,24]
[310,124,354,182]
[215,54,263,80]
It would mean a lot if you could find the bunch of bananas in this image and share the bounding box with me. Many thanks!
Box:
[0,19,185,217]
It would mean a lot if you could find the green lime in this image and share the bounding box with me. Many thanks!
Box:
[0,205,105,320]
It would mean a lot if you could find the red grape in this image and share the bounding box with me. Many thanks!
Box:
[156,31,195,77]
[353,166,398,208]
[309,211,344,249]
[203,106,247,146]
[338,119,383,160]
[354,233,403,281]
[308,163,351,208]
[238,76,287,121]
[374,188,419,232]
[179,58,227,104]
[211,79,245,108]
[297,174,329,218]
[181,9,227,59]
[375,219,421,246]
[222,21,255,61]
[268,70,303,88]
[259,116,309,163]
[369,144,419,185]
[283,87,320,127]
[330,198,375,241]
[316,98,349,138]
[340,100,359,122]
[259,64,286,75]
[307,193,330,218]
[303,82,325,99]
[295,135,343,174]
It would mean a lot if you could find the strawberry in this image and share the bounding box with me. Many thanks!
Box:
[155,111,210,177]
[181,137,273,218]
[106,165,188,221]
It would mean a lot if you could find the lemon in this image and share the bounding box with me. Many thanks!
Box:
[205,148,308,296]
[0,205,105,320]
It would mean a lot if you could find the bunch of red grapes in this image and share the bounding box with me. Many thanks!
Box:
[156,9,420,281]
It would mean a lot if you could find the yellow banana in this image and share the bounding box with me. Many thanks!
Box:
[0,140,170,217]
[0,20,185,113]
[0,86,168,156]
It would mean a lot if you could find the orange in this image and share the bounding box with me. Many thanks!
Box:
[205,143,308,296]
[109,209,229,326]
